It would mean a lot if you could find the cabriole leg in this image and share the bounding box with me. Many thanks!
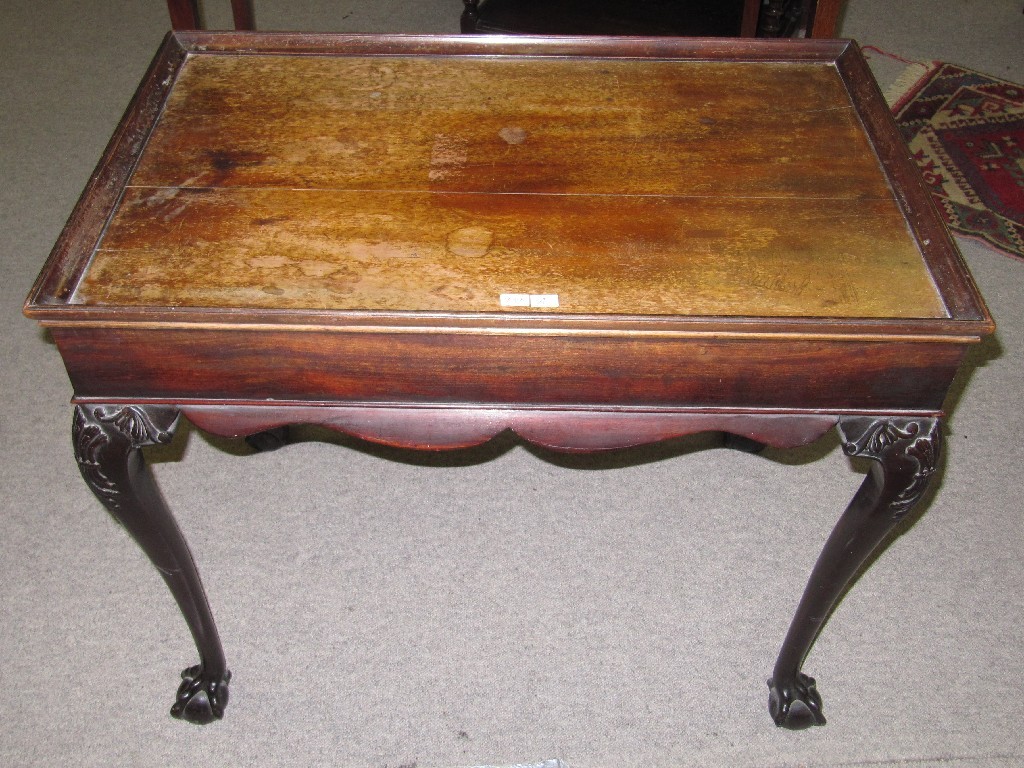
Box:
[768,416,942,729]
[73,404,231,724]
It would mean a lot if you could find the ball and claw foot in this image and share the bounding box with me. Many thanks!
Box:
[170,665,232,724]
[768,672,826,729]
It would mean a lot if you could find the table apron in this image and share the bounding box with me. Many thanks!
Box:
[52,326,967,412]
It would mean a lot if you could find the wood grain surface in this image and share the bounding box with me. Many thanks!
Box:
[72,51,947,318]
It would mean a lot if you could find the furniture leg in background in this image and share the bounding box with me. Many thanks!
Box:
[166,0,255,29]
[809,0,844,37]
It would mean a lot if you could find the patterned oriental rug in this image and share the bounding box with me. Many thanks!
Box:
[891,62,1024,261]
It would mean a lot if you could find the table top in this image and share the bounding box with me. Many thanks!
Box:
[26,33,991,338]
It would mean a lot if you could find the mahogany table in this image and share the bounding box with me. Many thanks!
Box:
[24,32,993,729]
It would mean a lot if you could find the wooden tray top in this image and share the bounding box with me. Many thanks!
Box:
[33,34,975,323]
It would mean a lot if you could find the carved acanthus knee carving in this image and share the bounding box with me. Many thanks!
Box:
[73,405,179,516]
[838,417,942,522]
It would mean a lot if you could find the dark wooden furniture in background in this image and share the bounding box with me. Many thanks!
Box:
[461,0,844,37]
[758,0,844,37]
[164,0,843,37]
[25,32,991,730]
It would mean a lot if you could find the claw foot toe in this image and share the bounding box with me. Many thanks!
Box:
[768,672,826,729]
[170,665,232,724]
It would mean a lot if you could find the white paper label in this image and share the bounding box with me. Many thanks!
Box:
[500,293,559,308]
[529,294,560,308]
[499,293,531,307]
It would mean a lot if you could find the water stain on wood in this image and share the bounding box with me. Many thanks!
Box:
[498,125,528,145]
[446,226,494,258]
